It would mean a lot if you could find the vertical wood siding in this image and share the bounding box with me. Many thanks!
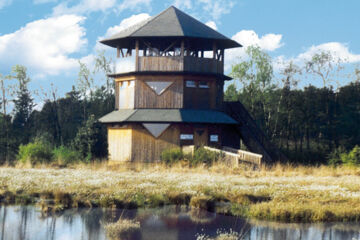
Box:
[134,76,183,109]
[183,76,222,110]
[131,123,180,162]
[137,56,223,74]
[108,127,132,162]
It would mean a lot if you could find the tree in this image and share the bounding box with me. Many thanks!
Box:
[77,61,94,119]
[274,61,301,144]
[355,67,360,83]
[72,114,105,162]
[12,65,34,145]
[0,73,14,162]
[231,46,275,134]
[305,51,343,88]
[224,84,239,102]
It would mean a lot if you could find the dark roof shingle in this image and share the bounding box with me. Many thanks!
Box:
[100,6,241,50]
[99,109,238,124]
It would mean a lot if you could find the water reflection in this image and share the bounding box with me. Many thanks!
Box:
[0,205,359,240]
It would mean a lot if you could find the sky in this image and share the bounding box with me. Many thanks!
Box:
[0,0,360,100]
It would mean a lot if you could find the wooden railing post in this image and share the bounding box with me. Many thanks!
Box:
[135,40,139,71]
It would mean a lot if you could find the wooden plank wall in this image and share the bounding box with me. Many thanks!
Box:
[184,57,223,74]
[107,124,225,163]
[108,127,132,162]
[131,123,180,162]
[137,56,223,74]
[138,56,183,71]
[183,76,219,109]
[134,76,183,109]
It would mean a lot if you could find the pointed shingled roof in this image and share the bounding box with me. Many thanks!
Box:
[100,6,241,50]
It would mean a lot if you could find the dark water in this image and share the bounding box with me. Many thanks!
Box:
[0,205,360,240]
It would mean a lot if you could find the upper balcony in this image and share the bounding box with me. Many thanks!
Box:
[136,56,224,74]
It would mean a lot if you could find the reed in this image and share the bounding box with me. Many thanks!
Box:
[1,163,360,222]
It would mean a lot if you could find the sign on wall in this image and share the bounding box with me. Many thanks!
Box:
[180,134,194,140]
[210,134,219,142]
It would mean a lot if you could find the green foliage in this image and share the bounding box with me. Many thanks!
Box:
[327,146,347,166]
[17,141,53,165]
[223,84,239,102]
[190,147,221,167]
[328,145,360,166]
[161,147,221,167]
[72,114,101,162]
[52,146,81,165]
[160,148,184,165]
[341,145,360,166]
[12,65,34,146]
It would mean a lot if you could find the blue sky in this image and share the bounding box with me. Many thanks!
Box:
[0,0,360,100]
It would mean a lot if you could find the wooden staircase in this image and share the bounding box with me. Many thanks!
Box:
[224,102,287,164]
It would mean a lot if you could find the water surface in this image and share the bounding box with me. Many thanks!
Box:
[0,205,360,240]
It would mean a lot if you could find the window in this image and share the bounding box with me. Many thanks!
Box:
[186,80,196,88]
[199,81,209,88]
[128,80,135,87]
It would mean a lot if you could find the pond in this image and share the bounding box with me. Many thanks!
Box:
[0,205,360,240]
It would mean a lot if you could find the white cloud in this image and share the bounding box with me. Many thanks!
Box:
[174,0,235,20]
[174,0,192,9]
[95,13,150,52]
[0,0,12,9]
[274,42,360,73]
[33,0,57,4]
[0,15,87,75]
[297,42,360,63]
[225,30,284,71]
[94,13,151,73]
[231,30,283,51]
[117,0,152,13]
[52,0,151,16]
[104,13,150,38]
[205,21,217,30]
[52,0,116,15]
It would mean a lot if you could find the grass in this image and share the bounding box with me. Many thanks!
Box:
[197,229,246,240]
[1,162,360,222]
[105,218,141,240]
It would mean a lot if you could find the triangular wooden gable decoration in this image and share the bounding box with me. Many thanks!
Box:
[143,123,170,138]
[145,81,173,95]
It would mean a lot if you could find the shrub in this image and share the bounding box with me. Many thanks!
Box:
[328,145,360,166]
[161,148,184,165]
[342,145,360,166]
[17,141,53,165]
[327,146,346,166]
[52,146,82,165]
[190,147,220,166]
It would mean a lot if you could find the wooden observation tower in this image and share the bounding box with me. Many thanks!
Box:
[99,6,279,164]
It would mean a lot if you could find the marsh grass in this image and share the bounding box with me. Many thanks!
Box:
[105,218,141,240]
[2,163,360,222]
[196,229,246,240]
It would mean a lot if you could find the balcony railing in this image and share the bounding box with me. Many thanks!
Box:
[136,56,224,74]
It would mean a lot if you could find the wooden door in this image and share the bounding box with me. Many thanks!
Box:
[194,127,208,147]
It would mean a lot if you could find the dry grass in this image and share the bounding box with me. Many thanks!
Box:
[1,163,360,222]
[197,229,245,240]
[105,218,140,240]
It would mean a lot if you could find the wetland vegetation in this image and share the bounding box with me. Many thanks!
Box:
[2,163,360,223]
